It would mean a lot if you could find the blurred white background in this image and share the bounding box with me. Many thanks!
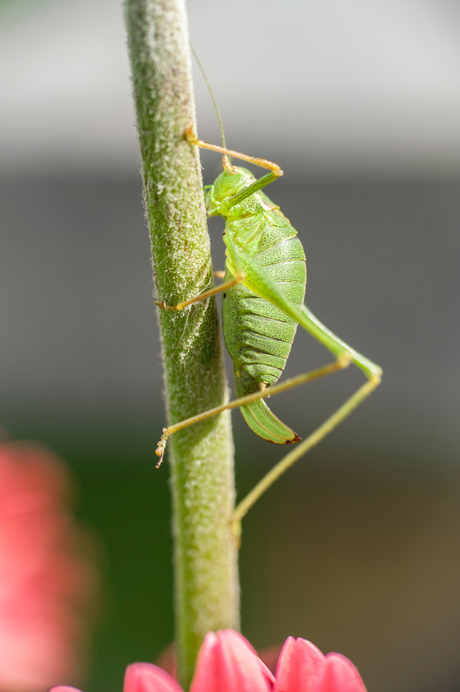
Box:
[2,0,460,175]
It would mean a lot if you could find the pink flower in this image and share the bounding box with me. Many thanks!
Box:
[0,442,96,692]
[50,629,367,692]
[189,630,274,692]
[274,636,367,692]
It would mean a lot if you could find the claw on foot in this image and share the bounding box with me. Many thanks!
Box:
[185,125,198,145]
[155,428,171,469]
[154,300,179,311]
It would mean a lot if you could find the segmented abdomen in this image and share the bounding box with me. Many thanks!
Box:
[222,212,306,386]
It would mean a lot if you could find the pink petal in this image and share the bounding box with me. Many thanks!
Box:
[274,637,326,692]
[48,687,82,692]
[190,630,274,692]
[124,663,184,692]
[315,654,367,692]
[0,442,97,691]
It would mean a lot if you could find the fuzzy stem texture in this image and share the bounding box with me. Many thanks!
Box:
[124,1,239,688]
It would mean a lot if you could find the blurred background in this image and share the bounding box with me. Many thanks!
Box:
[1,0,459,691]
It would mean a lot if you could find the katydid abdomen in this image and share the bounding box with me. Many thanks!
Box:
[212,172,307,443]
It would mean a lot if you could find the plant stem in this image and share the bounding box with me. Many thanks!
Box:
[124,1,239,687]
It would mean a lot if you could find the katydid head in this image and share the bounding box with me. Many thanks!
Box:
[205,166,256,217]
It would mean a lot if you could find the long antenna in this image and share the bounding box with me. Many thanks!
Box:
[190,44,226,149]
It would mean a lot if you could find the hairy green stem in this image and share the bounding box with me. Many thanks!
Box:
[124,1,239,687]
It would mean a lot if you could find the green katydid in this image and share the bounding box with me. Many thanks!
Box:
[154,54,382,521]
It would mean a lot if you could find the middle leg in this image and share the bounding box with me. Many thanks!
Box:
[155,271,245,311]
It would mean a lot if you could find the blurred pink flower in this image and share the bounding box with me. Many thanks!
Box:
[0,441,96,692]
[50,629,367,692]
